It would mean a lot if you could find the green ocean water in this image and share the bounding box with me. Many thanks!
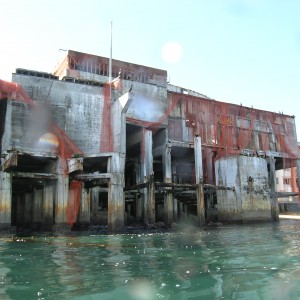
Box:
[0,220,300,300]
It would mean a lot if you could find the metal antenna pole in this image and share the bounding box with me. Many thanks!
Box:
[109,21,112,100]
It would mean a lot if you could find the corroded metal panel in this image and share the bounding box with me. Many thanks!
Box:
[168,118,183,141]
[168,92,298,160]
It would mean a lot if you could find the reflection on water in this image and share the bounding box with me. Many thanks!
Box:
[0,220,300,299]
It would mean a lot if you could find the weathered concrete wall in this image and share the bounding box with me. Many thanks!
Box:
[60,71,168,126]
[239,156,271,222]
[12,74,104,155]
[2,100,33,152]
[12,74,168,154]
[215,155,271,223]
[215,156,242,222]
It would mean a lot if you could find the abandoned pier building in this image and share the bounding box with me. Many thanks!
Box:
[0,50,299,232]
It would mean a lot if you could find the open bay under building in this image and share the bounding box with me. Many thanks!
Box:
[0,50,299,232]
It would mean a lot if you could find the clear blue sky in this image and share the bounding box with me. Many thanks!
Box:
[1,0,300,139]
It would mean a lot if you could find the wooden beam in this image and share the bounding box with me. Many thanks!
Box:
[82,152,113,158]
[155,182,234,190]
[124,182,148,191]
[12,172,57,180]
[2,151,18,171]
[169,140,194,148]
[276,192,299,198]
[74,173,111,180]
[68,157,83,174]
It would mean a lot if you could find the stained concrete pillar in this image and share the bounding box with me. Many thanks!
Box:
[107,93,133,232]
[78,188,91,226]
[43,181,55,227]
[107,153,125,232]
[172,161,178,222]
[178,202,184,219]
[90,187,99,224]
[268,157,279,222]
[32,188,43,226]
[24,192,32,226]
[194,136,205,225]
[0,172,11,228]
[163,143,173,225]
[16,194,24,226]
[54,173,69,228]
[126,203,133,218]
[173,198,178,222]
[135,161,143,221]
[141,128,155,225]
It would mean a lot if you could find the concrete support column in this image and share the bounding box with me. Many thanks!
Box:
[55,173,69,226]
[268,157,279,222]
[43,181,55,226]
[135,161,143,221]
[172,161,178,222]
[107,153,125,232]
[163,143,173,225]
[194,136,205,225]
[33,188,43,226]
[0,172,11,228]
[24,192,32,226]
[141,128,155,225]
[178,202,183,219]
[90,187,99,224]
[126,203,133,218]
[16,194,24,226]
[79,188,91,226]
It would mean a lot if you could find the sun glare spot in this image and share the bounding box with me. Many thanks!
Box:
[161,42,183,64]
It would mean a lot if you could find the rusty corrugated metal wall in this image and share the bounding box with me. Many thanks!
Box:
[168,92,298,158]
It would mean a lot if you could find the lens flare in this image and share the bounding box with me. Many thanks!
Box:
[161,42,183,64]
[37,133,59,151]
